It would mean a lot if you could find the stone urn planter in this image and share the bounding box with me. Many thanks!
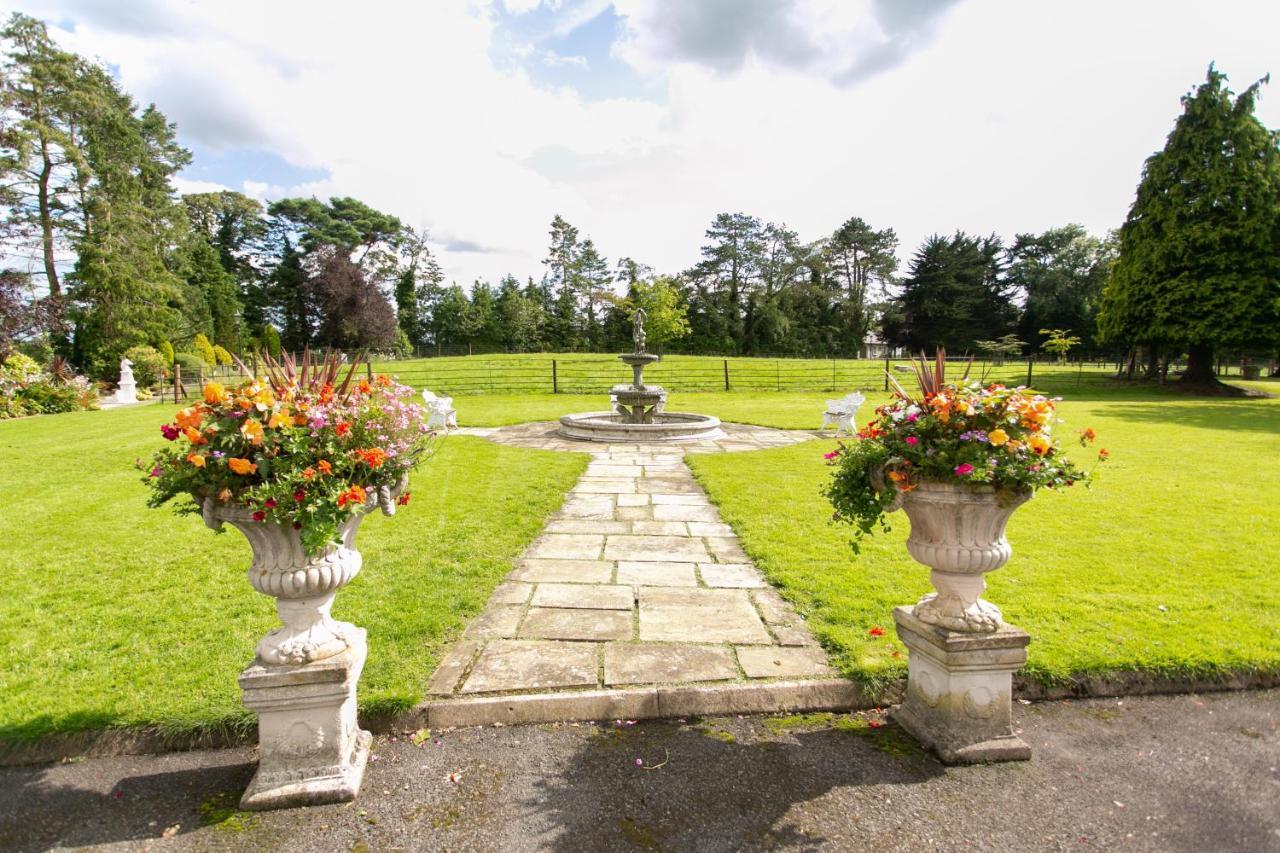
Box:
[882,479,1034,764]
[202,485,401,810]
[889,481,1030,634]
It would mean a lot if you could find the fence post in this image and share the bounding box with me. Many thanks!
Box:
[366,361,373,381]
[174,364,181,403]
[883,356,890,392]
[775,360,781,392]
[1026,358,1034,388]
[831,358,836,392]
[552,359,559,394]
[723,359,730,391]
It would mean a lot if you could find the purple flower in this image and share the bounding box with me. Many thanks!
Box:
[211,450,226,459]
[958,430,989,443]
[149,465,163,478]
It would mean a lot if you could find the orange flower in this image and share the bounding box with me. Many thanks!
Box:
[319,383,334,404]
[1027,434,1051,455]
[375,373,391,387]
[357,447,388,469]
[317,459,333,475]
[337,484,367,508]
[186,453,206,468]
[1098,448,1110,460]
[228,457,257,475]
[1005,440,1023,453]
[1080,427,1097,443]
[183,426,206,445]
[357,379,372,394]
[203,382,227,405]
[301,466,316,480]
[268,408,292,429]
[241,419,265,446]
[174,406,204,430]
[217,487,232,502]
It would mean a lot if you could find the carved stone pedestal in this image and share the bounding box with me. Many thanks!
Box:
[238,631,371,810]
[891,606,1030,765]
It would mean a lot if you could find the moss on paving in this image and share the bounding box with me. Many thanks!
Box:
[0,403,585,743]
[690,383,1280,693]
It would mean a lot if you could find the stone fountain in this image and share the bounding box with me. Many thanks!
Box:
[558,309,723,443]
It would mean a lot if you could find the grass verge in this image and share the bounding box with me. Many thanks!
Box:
[689,387,1280,691]
[0,403,586,743]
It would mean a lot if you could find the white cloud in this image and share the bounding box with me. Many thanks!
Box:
[502,0,543,14]
[172,177,232,196]
[12,0,1280,292]
[543,49,589,68]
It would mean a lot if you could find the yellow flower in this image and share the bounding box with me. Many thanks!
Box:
[186,453,206,468]
[1028,434,1051,455]
[203,382,227,405]
[268,407,292,429]
[1006,440,1023,453]
[241,420,265,446]
[988,428,1009,446]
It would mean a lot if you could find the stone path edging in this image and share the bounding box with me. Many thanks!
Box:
[415,426,880,726]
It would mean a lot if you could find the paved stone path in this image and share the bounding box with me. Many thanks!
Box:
[419,423,862,726]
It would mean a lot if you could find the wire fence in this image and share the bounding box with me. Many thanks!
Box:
[364,354,1139,397]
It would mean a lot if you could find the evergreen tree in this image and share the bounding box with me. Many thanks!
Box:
[541,214,580,349]
[821,216,898,352]
[1099,66,1280,387]
[183,235,241,349]
[889,233,1014,354]
[1008,224,1114,354]
[687,212,763,352]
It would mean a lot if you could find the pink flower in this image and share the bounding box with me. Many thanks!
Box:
[954,463,974,477]
[160,424,180,441]
[906,413,919,422]
[823,450,839,460]
[904,436,919,446]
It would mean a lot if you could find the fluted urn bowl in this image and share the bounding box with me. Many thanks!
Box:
[203,487,398,665]
[890,481,1031,633]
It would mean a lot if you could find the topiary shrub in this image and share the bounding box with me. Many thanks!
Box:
[173,352,205,379]
[158,340,175,366]
[260,325,282,358]
[212,344,233,366]
[193,333,217,366]
[122,345,167,388]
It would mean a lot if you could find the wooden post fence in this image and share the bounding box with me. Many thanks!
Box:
[552,359,559,394]
[723,359,730,391]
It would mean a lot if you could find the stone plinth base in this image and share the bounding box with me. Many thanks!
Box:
[891,606,1030,764]
[238,631,370,810]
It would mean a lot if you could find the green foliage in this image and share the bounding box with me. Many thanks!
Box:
[822,440,894,552]
[122,345,167,387]
[193,333,216,366]
[887,232,1015,353]
[1099,66,1280,369]
[260,325,282,358]
[1009,225,1114,351]
[172,352,203,377]
[974,334,1025,361]
[2,352,41,382]
[1039,328,1081,361]
[183,236,241,349]
[212,345,233,366]
[15,380,82,413]
[158,340,175,366]
[628,276,691,347]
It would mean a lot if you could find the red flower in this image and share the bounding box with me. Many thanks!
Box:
[335,422,351,436]
[867,719,885,729]
[252,510,266,522]
[263,499,277,509]
[397,491,411,506]
[293,490,306,502]
[160,424,180,441]
[868,626,886,637]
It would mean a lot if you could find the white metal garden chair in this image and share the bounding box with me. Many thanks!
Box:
[821,392,865,436]
[420,389,457,430]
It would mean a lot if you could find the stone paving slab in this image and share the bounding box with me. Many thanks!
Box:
[422,422,852,724]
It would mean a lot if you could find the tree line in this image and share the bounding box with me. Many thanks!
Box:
[2,14,1275,389]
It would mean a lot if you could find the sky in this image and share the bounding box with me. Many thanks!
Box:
[11,0,1280,289]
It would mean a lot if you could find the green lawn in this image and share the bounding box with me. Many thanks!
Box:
[0,403,586,743]
[688,384,1280,691]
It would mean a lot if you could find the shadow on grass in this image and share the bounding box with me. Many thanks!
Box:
[1092,400,1280,435]
[0,756,256,850]
[529,720,942,852]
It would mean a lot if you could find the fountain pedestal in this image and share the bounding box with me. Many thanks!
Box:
[557,309,723,443]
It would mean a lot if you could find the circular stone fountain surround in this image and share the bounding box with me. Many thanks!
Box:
[557,314,725,443]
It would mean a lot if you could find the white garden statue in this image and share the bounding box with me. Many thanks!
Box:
[821,392,865,436]
[421,389,457,430]
[111,357,138,405]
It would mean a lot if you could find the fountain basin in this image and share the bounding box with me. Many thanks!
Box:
[557,411,724,443]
